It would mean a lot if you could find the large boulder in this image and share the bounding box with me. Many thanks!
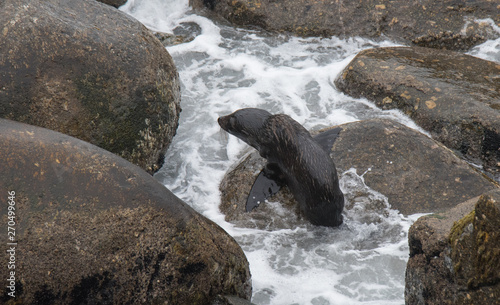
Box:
[335,46,500,180]
[190,0,500,50]
[329,119,498,214]
[0,119,251,304]
[220,119,498,228]
[0,0,181,174]
[405,189,500,305]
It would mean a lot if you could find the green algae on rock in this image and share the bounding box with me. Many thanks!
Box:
[406,189,500,305]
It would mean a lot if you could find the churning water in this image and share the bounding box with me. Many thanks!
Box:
[121,1,499,304]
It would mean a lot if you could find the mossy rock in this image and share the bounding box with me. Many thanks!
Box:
[449,210,475,249]
[450,190,500,290]
[406,189,500,305]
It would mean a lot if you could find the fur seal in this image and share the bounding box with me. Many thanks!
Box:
[218,108,344,227]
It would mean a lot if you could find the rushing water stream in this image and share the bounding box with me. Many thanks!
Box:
[121,1,500,304]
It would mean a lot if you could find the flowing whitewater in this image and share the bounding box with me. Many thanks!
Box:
[121,1,500,304]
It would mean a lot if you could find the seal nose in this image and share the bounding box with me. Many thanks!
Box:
[218,116,229,130]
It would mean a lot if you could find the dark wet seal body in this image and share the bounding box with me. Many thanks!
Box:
[218,108,344,227]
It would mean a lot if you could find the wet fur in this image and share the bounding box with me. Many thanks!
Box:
[218,108,344,227]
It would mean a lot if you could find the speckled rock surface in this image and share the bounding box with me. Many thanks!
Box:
[405,189,500,305]
[220,119,498,228]
[190,0,500,50]
[0,119,251,304]
[0,0,181,174]
[335,46,500,180]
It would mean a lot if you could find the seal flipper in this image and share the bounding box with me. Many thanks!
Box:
[312,127,342,152]
[245,164,284,212]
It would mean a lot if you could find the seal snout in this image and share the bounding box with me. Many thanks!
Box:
[217,115,230,131]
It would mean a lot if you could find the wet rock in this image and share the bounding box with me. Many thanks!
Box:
[190,0,500,50]
[0,119,251,304]
[212,295,258,305]
[174,22,203,40]
[97,0,127,8]
[331,119,498,215]
[153,31,184,47]
[0,0,181,174]
[405,189,500,305]
[335,46,500,180]
[220,119,498,228]
[220,150,302,230]
[153,22,203,47]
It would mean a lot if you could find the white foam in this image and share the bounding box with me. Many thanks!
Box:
[121,1,499,304]
[466,18,500,63]
[120,0,189,32]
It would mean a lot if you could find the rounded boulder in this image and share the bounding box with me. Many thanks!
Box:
[0,0,181,174]
[0,119,251,304]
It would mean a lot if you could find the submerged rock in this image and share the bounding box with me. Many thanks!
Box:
[405,189,500,305]
[190,0,499,50]
[220,119,498,228]
[154,22,203,47]
[335,46,500,180]
[0,119,251,304]
[0,0,181,174]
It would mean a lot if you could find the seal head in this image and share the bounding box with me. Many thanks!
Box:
[218,108,344,227]
[218,108,273,156]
